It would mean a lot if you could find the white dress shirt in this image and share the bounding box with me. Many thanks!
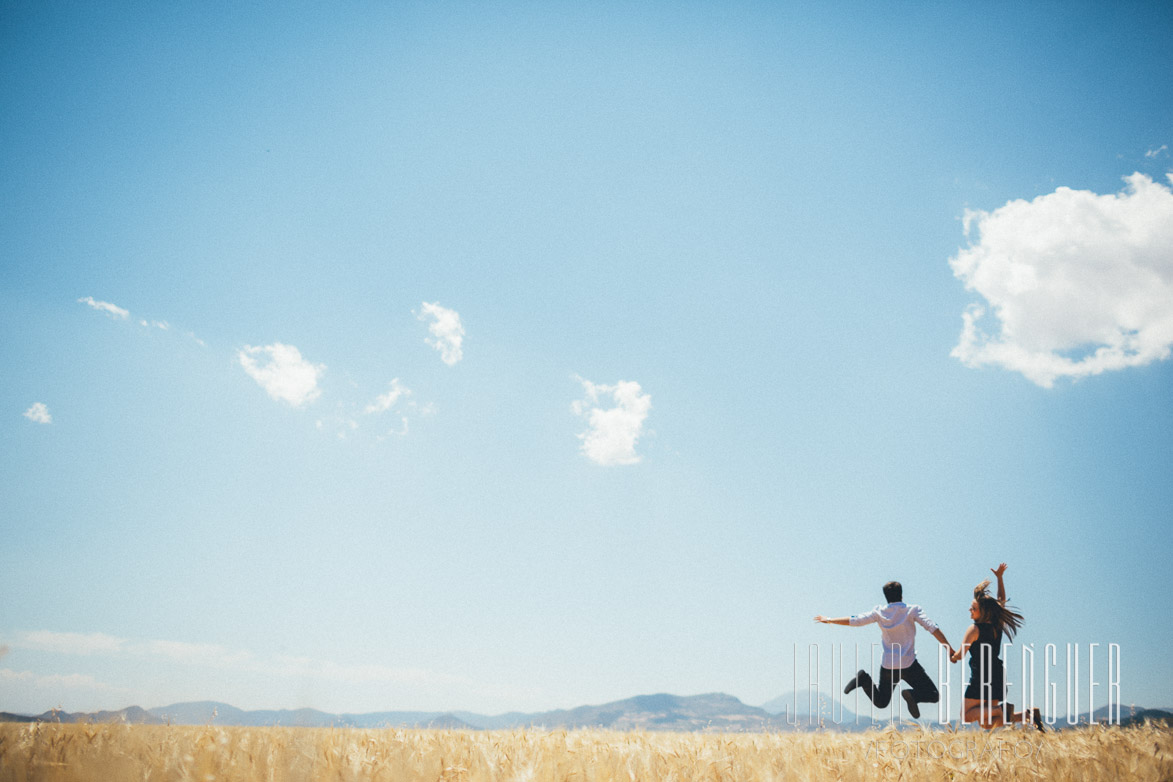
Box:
[849,602,939,669]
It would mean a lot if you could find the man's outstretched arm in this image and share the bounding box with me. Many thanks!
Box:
[930,628,956,659]
[814,616,852,625]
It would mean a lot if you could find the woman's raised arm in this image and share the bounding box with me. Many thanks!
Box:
[991,562,1007,604]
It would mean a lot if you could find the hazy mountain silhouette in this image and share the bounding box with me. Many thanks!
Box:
[1,693,1156,732]
[1,694,782,731]
[506,693,775,731]
[1118,708,1173,727]
[1043,703,1171,729]
[3,706,164,725]
[760,690,880,730]
[149,701,474,729]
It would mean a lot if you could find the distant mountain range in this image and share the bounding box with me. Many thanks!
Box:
[3,693,1165,732]
[1046,703,1173,729]
[760,691,879,731]
[0,705,159,725]
[0,693,858,732]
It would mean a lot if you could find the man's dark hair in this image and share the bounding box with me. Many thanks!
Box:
[882,581,902,603]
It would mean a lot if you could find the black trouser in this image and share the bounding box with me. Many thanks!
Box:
[857,660,939,708]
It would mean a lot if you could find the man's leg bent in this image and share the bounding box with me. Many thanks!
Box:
[868,667,898,709]
[901,660,939,704]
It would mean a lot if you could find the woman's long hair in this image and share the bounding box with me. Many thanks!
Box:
[973,580,1024,640]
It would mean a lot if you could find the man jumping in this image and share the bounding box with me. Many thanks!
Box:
[814,580,954,719]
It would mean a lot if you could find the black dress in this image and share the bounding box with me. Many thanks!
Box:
[964,622,1005,702]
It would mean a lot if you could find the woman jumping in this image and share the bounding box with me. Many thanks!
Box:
[950,563,1044,731]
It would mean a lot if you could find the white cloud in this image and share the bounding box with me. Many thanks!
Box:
[238,343,325,407]
[79,297,204,346]
[17,630,127,656]
[571,377,652,466]
[418,302,464,366]
[11,631,251,671]
[2,629,544,714]
[950,173,1173,387]
[0,668,123,692]
[1145,144,1168,159]
[143,639,255,669]
[268,656,458,687]
[364,378,411,414]
[77,296,129,319]
[23,402,52,424]
[374,417,410,441]
[7,629,463,689]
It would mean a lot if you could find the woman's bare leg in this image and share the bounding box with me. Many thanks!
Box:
[965,699,1044,731]
[1006,705,1045,731]
[962,698,1005,728]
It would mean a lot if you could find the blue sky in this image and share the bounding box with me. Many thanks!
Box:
[2,1,1172,718]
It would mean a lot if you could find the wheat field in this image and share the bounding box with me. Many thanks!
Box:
[1,722,1170,781]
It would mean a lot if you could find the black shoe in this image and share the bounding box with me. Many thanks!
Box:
[844,669,868,696]
[1032,708,1046,733]
[902,690,921,719]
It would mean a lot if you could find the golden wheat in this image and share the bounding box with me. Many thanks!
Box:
[1,722,1169,781]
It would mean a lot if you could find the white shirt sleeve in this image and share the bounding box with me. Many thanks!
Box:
[848,607,880,627]
[911,606,939,634]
